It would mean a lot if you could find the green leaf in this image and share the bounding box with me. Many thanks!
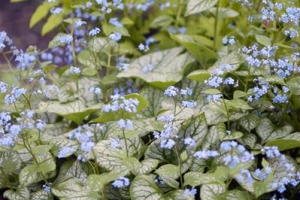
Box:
[233,90,248,99]
[238,133,257,149]
[200,183,226,200]
[238,114,260,132]
[201,125,221,150]
[265,132,300,151]
[77,50,105,69]
[19,164,40,186]
[150,15,174,28]
[184,172,223,187]
[226,190,254,200]
[82,67,97,76]
[36,152,56,175]
[187,70,211,82]
[42,14,64,36]
[63,190,100,200]
[31,190,53,200]
[256,118,293,143]
[118,47,194,89]
[179,113,208,149]
[121,17,134,25]
[10,0,27,2]
[264,75,286,85]
[145,139,178,164]
[130,175,164,200]
[209,8,239,18]
[138,159,159,175]
[41,123,70,141]
[202,88,221,95]
[51,178,84,198]
[253,181,268,198]
[0,172,7,188]
[31,145,53,155]
[55,160,88,182]
[102,23,130,37]
[124,157,141,175]
[49,137,79,157]
[0,150,22,173]
[227,99,252,110]
[4,186,30,200]
[93,140,129,173]
[170,34,216,66]
[164,190,194,200]
[155,164,180,188]
[209,51,242,73]
[217,123,243,140]
[189,158,207,172]
[88,37,116,53]
[255,34,272,46]
[185,0,218,16]
[140,86,166,117]
[38,100,101,125]
[29,1,59,28]
[287,76,300,95]
[159,101,201,126]
[87,172,122,191]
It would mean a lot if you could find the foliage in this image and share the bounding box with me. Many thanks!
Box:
[1,0,300,199]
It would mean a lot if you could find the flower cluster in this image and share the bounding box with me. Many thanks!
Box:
[220,141,254,168]
[204,64,238,89]
[153,116,178,149]
[0,31,12,52]
[68,125,96,161]
[102,94,139,113]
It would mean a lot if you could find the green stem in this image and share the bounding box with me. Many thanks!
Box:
[106,43,112,74]
[122,128,129,157]
[22,94,31,110]
[222,98,230,129]
[174,144,183,188]
[213,0,220,51]
[175,0,183,29]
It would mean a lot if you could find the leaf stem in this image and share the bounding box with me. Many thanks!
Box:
[175,0,183,29]
[222,98,230,129]
[122,127,129,157]
[174,144,183,188]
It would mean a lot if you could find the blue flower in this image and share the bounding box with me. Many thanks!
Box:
[109,32,122,42]
[112,177,130,188]
[184,138,196,147]
[50,7,64,15]
[109,18,123,27]
[118,119,133,130]
[194,150,219,159]
[160,139,176,149]
[57,35,73,44]
[184,188,197,196]
[164,86,179,97]
[57,147,76,158]
[88,27,101,36]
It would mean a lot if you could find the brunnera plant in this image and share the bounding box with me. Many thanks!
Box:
[1,0,300,199]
